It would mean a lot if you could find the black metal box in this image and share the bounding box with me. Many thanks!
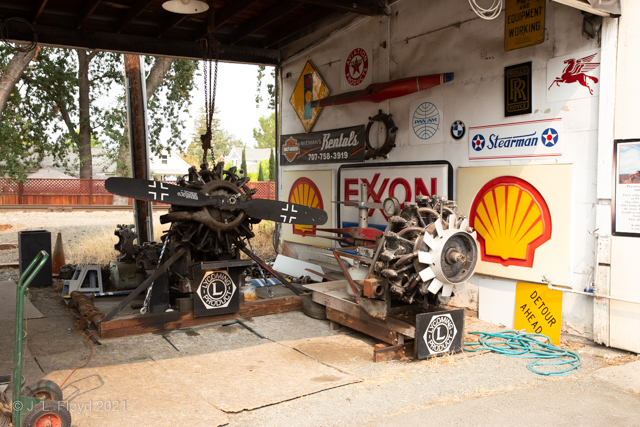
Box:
[415,307,465,360]
[192,260,253,318]
[18,230,52,287]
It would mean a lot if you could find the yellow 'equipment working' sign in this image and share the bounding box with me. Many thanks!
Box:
[505,0,545,51]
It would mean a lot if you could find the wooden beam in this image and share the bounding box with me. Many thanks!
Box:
[99,295,303,339]
[311,282,415,337]
[119,0,155,33]
[0,262,19,268]
[77,0,103,30]
[32,0,49,24]
[296,0,385,16]
[551,0,612,17]
[263,7,335,48]
[373,342,415,362]
[230,0,300,45]
[0,244,18,250]
[327,307,400,345]
[215,0,261,28]
[157,14,188,38]
[6,23,281,64]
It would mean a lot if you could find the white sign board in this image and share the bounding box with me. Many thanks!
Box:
[468,118,563,161]
[614,140,640,236]
[547,49,601,103]
[409,95,444,145]
[341,43,373,90]
[338,162,451,229]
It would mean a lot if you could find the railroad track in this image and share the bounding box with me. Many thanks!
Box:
[0,204,171,211]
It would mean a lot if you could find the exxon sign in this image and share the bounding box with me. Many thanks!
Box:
[338,162,452,230]
[469,118,563,161]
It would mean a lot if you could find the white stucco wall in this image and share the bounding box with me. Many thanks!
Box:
[280,0,602,339]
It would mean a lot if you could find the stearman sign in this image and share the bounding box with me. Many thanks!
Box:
[468,118,563,161]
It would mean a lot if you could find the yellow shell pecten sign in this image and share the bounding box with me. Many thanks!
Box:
[289,60,329,133]
[470,176,551,267]
[288,177,324,236]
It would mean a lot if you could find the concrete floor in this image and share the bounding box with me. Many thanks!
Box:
[1,283,639,427]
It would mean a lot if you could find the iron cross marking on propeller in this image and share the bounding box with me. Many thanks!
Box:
[148,181,169,201]
[280,203,298,223]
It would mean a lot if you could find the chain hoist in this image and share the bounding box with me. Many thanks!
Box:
[199,0,220,167]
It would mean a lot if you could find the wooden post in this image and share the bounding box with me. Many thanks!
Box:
[124,54,152,244]
[17,180,23,205]
[88,177,93,205]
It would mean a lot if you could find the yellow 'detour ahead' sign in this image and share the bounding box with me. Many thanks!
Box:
[505,0,545,51]
[514,282,562,344]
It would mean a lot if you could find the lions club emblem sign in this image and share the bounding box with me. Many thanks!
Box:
[196,271,236,310]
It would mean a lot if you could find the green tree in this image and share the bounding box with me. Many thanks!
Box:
[268,149,275,181]
[253,112,275,149]
[241,148,247,174]
[255,65,275,110]
[246,158,269,181]
[182,106,244,166]
[103,57,197,175]
[0,45,196,179]
[257,162,264,181]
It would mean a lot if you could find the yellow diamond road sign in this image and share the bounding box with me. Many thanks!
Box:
[289,60,329,133]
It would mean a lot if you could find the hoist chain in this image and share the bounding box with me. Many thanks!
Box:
[200,0,220,167]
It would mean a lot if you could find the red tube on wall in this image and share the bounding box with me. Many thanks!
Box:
[311,73,454,108]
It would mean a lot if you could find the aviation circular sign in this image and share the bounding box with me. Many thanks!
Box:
[345,48,369,86]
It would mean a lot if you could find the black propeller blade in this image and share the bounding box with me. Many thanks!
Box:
[105,177,327,225]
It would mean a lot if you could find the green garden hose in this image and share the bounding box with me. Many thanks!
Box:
[464,330,581,376]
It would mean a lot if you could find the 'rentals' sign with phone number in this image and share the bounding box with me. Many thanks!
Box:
[280,125,366,165]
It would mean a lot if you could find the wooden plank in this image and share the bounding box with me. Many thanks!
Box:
[297,0,384,15]
[77,0,103,30]
[0,244,17,250]
[158,14,187,38]
[99,311,238,339]
[119,0,155,33]
[239,296,302,317]
[99,295,303,339]
[327,307,399,345]
[373,342,415,362]
[311,286,415,337]
[230,1,300,45]
[33,0,49,23]
[0,262,18,268]
[263,7,335,48]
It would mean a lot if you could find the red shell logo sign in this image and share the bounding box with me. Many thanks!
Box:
[345,48,368,86]
[283,137,300,163]
[288,178,324,236]
[469,176,551,267]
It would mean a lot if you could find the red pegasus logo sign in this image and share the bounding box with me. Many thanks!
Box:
[548,53,600,95]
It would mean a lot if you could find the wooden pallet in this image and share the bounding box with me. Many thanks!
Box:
[99,295,302,339]
[304,281,416,347]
